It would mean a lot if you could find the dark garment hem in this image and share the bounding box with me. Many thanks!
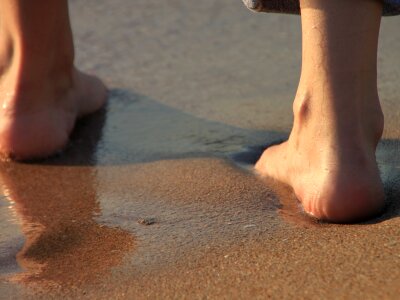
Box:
[242,0,400,16]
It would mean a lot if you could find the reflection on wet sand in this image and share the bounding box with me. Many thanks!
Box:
[0,110,134,290]
[0,164,134,289]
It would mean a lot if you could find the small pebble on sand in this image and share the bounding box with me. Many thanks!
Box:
[138,217,157,226]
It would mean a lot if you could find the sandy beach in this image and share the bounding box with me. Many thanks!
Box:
[1,0,400,298]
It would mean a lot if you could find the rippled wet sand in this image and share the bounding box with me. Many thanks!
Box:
[1,0,400,298]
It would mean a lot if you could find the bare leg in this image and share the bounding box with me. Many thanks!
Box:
[256,0,385,222]
[0,0,106,159]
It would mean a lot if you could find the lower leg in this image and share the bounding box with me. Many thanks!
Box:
[0,0,106,159]
[256,0,384,222]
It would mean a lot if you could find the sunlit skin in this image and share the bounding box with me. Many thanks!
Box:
[0,0,387,223]
[255,0,385,222]
[0,0,106,159]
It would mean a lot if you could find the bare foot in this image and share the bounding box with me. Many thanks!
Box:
[0,0,107,160]
[254,0,385,222]
[0,68,106,160]
[255,93,385,223]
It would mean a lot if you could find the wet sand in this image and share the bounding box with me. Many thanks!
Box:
[1,0,400,298]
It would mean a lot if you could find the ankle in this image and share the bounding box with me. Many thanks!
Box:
[0,1,75,99]
[0,32,75,113]
[292,79,384,147]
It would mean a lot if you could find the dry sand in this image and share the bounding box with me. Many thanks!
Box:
[1,0,400,299]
